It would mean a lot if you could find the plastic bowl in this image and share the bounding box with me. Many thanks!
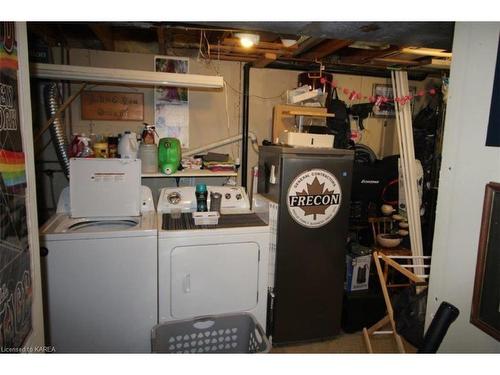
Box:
[377,233,403,248]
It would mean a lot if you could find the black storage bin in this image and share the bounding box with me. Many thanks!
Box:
[341,284,386,333]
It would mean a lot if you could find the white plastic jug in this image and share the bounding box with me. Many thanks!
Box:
[118,131,139,159]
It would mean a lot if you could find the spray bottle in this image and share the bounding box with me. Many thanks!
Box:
[79,135,94,158]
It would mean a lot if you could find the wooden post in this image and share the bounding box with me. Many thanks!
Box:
[34,83,87,144]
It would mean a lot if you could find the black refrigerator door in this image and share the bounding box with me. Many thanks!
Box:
[272,153,353,344]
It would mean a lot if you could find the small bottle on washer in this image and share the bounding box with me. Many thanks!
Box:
[195,183,208,212]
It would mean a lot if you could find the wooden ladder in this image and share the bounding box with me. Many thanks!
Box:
[362,251,431,353]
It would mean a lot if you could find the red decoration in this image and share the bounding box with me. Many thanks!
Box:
[312,77,440,106]
[351,130,361,142]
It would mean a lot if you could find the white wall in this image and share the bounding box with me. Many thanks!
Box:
[425,22,500,353]
[35,47,437,215]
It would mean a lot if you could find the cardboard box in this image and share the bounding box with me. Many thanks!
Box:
[279,131,334,148]
[345,254,371,292]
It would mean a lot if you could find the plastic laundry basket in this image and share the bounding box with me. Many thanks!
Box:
[151,312,271,353]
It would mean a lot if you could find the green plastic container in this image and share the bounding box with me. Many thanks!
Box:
[158,137,181,175]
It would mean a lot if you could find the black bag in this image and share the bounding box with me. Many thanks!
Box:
[392,287,428,348]
[326,87,351,149]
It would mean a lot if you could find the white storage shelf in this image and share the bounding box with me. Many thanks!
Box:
[141,169,237,178]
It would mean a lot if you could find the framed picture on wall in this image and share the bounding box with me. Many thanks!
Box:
[372,84,416,117]
[486,36,500,146]
[470,182,500,341]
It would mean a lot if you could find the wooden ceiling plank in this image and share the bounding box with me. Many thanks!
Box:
[291,37,325,56]
[89,24,115,51]
[400,47,452,58]
[371,57,423,66]
[157,26,166,55]
[253,52,278,68]
[28,24,62,46]
[300,39,353,60]
[209,44,293,56]
[340,45,401,64]
[415,58,451,70]
[222,37,298,51]
[215,54,257,62]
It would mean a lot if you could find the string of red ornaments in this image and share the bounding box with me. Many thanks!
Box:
[319,77,438,106]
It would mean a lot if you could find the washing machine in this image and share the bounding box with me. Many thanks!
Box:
[39,159,157,353]
[157,186,270,329]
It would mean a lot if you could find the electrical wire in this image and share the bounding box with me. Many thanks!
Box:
[223,79,286,100]
[198,31,208,60]
[223,81,235,159]
[204,31,211,60]
[200,57,286,101]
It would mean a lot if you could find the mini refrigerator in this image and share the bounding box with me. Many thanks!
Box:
[258,146,354,345]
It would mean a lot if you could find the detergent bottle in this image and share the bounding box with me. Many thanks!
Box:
[118,131,139,159]
[158,137,181,175]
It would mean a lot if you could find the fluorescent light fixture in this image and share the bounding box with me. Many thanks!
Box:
[281,38,297,48]
[30,63,224,89]
[235,33,260,48]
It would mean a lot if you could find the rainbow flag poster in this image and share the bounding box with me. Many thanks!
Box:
[0,148,26,187]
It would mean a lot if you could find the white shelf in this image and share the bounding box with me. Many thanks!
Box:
[141,169,237,178]
[30,63,224,89]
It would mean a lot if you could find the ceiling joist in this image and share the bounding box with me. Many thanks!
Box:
[89,24,115,51]
[253,52,278,68]
[26,22,453,75]
[299,39,353,60]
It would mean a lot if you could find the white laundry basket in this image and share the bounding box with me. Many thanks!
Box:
[151,312,271,353]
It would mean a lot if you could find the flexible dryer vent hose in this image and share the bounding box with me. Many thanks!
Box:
[44,82,70,179]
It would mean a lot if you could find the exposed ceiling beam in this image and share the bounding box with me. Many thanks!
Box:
[253,53,278,68]
[28,24,61,45]
[339,45,400,64]
[157,26,166,55]
[371,57,425,66]
[416,58,451,70]
[222,38,298,51]
[195,22,455,50]
[212,54,258,62]
[292,37,325,56]
[400,47,452,58]
[209,44,293,56]
[299,39,352,60]
[89,24,115,51]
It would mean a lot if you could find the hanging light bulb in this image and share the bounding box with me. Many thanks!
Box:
[235,33,260,49]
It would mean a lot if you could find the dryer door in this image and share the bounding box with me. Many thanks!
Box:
[170,242,260,318]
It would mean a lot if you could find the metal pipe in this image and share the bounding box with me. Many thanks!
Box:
[266,60,429,81]
[44,82,70,178]
[183,131,258,157]
[241,63,251,190]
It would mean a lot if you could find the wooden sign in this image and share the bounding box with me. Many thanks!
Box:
[81,91,144,121]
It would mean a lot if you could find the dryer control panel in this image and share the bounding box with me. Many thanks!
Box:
[158,186,250,214]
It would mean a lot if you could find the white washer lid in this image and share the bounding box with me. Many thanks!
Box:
[70,158,141,218]
[65,219,139,233]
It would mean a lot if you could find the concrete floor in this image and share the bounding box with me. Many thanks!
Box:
[270,331,417,354]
